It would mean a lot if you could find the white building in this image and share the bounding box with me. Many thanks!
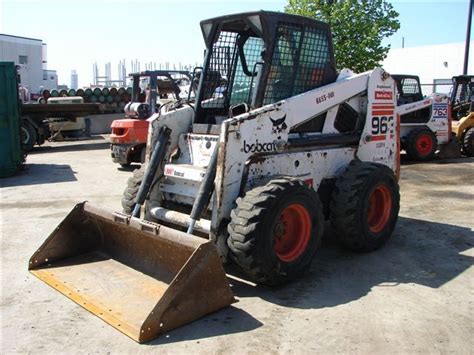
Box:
[0,33,61,93]
[382,41,473,95]
[70,70,78,90]
[42,69,58,90]
[0,34,44,92]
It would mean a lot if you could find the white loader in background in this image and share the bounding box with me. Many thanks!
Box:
[30,11,401,343]
[393,74,452,160]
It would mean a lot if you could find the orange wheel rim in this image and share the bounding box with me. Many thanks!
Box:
[273,204,311,262]
[416,134,433,156]
[367,185,392,233]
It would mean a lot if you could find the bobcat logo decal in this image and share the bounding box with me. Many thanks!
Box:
[269,114,287,133]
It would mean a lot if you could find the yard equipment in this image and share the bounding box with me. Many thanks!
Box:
[110,70,192,167]
[449,75,474,156]
[393,75,451,161]
[30,11,401,343]
[47,97,91,140]
[21,100,101,151]
[0,62,24,177]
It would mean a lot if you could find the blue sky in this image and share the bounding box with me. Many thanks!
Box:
[1,0,471,87]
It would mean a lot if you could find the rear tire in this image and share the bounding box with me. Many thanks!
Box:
[21,121,37,151]
[84,118,91,137]
[122,166,145,214]
[140,146,146,163]
[330,162,400,252]
[227,178,324,285]
[462,128,474,157]
[405,128,437,161]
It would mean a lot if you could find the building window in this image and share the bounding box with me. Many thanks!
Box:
[19,55,28,65]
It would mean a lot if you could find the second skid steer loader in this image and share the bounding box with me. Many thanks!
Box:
[450,75,474,156]
[392,74,451,161]
[30,11,401,343]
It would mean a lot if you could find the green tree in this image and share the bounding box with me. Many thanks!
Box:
[285,0,400,72]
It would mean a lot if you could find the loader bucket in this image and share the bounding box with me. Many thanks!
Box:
[29,202,235,343]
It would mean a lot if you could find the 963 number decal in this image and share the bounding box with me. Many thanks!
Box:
[371,116,393,134]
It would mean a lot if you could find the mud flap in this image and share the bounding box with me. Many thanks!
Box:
[29,202,235,343]
[436,138,461,159]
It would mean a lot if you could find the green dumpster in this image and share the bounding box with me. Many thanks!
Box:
[0,62,23,178]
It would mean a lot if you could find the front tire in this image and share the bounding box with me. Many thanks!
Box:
[227,178,324,285]
[21,121,37,151]
[330,162,400,252]
[122,165,144,214]
[462,128,474,157]
[405,128,437,161]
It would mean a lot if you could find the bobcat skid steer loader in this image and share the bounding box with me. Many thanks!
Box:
[30,11,401,343]
[392,75,451,161]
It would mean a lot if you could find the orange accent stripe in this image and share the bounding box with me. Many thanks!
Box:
[373,104,394,108]
[371,135,386,141]
[373,110,394,115]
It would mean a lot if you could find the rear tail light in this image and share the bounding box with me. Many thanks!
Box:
[112,128,126,136]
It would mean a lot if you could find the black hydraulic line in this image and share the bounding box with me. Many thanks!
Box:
[132,127,170,218]
[187,143,219,234]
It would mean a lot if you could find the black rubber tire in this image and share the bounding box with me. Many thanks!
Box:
[84,118,91,137]
[21,121,37,151]
[140,147,146,163]
[462,128,474,157]
[404,128,437,161]
[330,162,400,252]
[227,178,324,286]
[122,165,145,214]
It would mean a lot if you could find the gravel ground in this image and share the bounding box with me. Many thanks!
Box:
[1,136,473,354]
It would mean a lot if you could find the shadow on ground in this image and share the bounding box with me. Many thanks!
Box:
[230,217,473,309]
[1,163,77,187]
[145,216,472,345]
[117,164,141,172]
[147,305,263,346]
[30,138,108,154]
[400,153,472,165]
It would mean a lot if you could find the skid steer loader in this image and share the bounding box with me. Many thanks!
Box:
[450,75,474,156]
[30,11,400,343]
[393,75,451,161]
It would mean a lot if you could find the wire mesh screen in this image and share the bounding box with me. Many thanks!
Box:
[200,31,238,109]
[453,82,472,103]
[293,26,331,96]
[264,23,302,104]
[263,22,331,105]
[229,37,264,106]
[401,78,420,95]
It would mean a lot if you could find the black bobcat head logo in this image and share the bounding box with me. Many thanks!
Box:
[269,114,287,133]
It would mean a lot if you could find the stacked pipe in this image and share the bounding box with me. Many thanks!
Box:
[41,86,143,113]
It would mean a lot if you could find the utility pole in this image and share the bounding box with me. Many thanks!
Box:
[464,0,473,74]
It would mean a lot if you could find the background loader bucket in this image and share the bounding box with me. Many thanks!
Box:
[29,202,235,343]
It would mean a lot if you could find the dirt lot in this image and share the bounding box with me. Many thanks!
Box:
[1,136,473,353]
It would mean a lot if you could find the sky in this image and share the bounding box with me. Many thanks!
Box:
[0,0,471,87]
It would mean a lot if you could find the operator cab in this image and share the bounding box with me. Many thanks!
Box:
[450,75,474,119]
[194,11,337,125]
[392,74,424,105]
[393,74,430,124]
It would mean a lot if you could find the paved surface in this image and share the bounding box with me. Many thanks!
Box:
[1,137,473,353]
